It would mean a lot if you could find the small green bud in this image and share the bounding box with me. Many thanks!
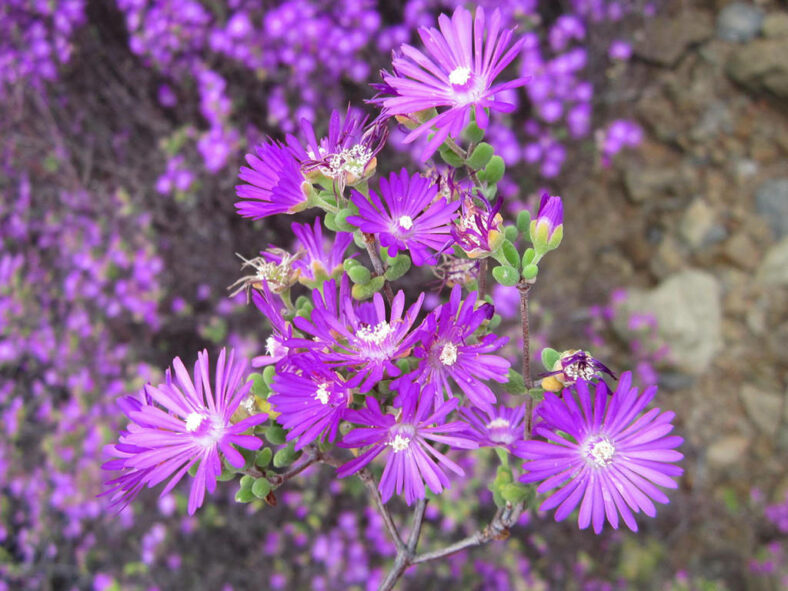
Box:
[516,210,531,235]
[522,263,538,281]
[239,474,254,490]
[273,445,300,468]
[347,265,371,285]
[352,276,385,300]
[479,155,505,184]
[504,224,518,242]
[501,240,520,268]
[492,265,519,286]
[521,248,536,267]
[343,258,362,272]
[466,142,494,170]
[252,478,272,499]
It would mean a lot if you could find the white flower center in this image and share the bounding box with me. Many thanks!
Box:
[586,437,616,468]
[242,395,256,414]
[184,412,204,432]
[439,342,458,366]
[486,418,510,430]
[449,66,471,86]
[564,361,595,382]
[398,215,414,230]
[357,322,393,346]
[389,434,411,453]
[314,382,330,405]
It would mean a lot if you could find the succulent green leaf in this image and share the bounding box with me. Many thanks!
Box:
[480,155,505,184]
[251,477,272,499]
[541,347,561,371]
[492,265,519,286]
[347,265,371,285]
[522,263,539,281]
[264,425,287,446]
[384,254,411,281]
[255,447,273,468]
[351,276,385,300]
[467,142,494,169]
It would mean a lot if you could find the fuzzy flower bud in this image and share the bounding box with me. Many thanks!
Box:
[529,193,563,254]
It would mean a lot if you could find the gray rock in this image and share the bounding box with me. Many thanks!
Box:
[707,435,749,468]
[680,199,717,249]
[756,237,788,286]
[755,178,788,238]
[717,3,764,42]
[740,384,783,436]
[763,12,788,38]
[727,38,788,100]
[636,11,713,67]
[617,270,723,375]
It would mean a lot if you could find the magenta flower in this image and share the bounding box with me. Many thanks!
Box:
[380,6,528,160]
[103,349,267,514]
[347,169,459,266]
[460,404,526,453]
[398,285,509,411]
[290,277,424,393]
[291,218,353,282]
[530,193,563,254]
[269,355,351,450]
[251,285,294,370]
[235,139,310,219]
[338,383,477,505]
[515,373,684,534]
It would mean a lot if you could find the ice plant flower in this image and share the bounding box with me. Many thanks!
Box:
[269,355,351,450]
[291,277,424,392]
[379,6,528,160]
[337,383,477,504]
[228,248,301,300]
[540,349,616,393]
[460,404,527,453]
[399,285,509,411]
[287,107,387,189]
[347,169,459,266]
[530,193,563,255]
[250,285,294,370]
[102,349,268,515]
[235,139,313,219]
[515,373,684,534]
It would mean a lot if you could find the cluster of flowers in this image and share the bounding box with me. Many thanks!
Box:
[105,7,683,556]
[0,0,85,94]
[0,170,164,583]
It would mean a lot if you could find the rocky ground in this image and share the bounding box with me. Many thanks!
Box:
[540,0,787,585]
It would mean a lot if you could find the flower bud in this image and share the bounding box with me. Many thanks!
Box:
[529,193,563,254]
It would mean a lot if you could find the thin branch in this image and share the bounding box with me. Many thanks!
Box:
[518,282,534,437]
[358,467,406,553]
[407,499,428,552]
[363,232,395,304]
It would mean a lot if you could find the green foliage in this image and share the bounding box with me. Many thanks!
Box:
[352,276,385,300]
[522,263,538,281]
[541,347,561,371]
[265,425,287,446]
[516,210,531,235]
[347,265,371,285]
[255,447,273,468]
[439,144,465,167]
[479,155,505,184]
[251,477,272,499]
[335,207,359,232]
[384,254,411,281]
[273,444,300,468]
[492,265,519,286]
[467,142,494,169]
[502,369,526,395]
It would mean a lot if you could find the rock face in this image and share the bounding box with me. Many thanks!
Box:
[635,11,713,66]
[617,270,723,375]
[716,2,764,42]
[740,384,783,437]
[727,37,788,100]
[755,178,788,239]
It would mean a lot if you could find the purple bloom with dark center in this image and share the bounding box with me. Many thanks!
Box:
[291,277,423,392]
[379,6,528,160]
[515,373,684,534]
[269,355,351,450]
[347,169,459,266]
[235,139,310,219]
[399,285,509,411]
[460,404,526,452]
[287,106,387,188]
[103,349,267,514]
[337,382,477,504]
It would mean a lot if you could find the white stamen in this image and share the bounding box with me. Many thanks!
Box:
[389,434,411,453]
[449,66,471,86]
[242,396,256,414]
[185,412,204,432]
[357,322,393,345]
[586,437,616,468]
[486,418,511,430]
[398,215,414,230]
[315,382,330,405]
[439,342,458,366]
[319,144,373,179]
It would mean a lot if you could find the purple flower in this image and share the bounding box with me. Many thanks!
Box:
[541,349,616,392]
[269,355,351,450]
[337,383,477,504]
[292,218,353,283]
[251,285,294,369]
[347,169,459,266]
[380,7,528,160]
[400,285,509,411]
[291,277,423,392]
[235,139,311,219]
[460,404,526,452]
[451,193,505,258]
[530,193,563,254]
[103,349,267,514]
[515,373,684,533]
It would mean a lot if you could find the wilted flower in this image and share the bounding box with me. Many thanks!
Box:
[541,349,616,392]
[451,194,505,258]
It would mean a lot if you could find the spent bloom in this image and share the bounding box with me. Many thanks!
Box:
[347,169,459,266]
[451,193,505,258]
[530,193,563,255]
[516,373,684,534]
[379,6,528,160]
[540,349,616,393]
[338,383,477,504]
[291,277,423,392]
[102,349,267,514]
[235,139,313,219]
[399,285,509,411]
